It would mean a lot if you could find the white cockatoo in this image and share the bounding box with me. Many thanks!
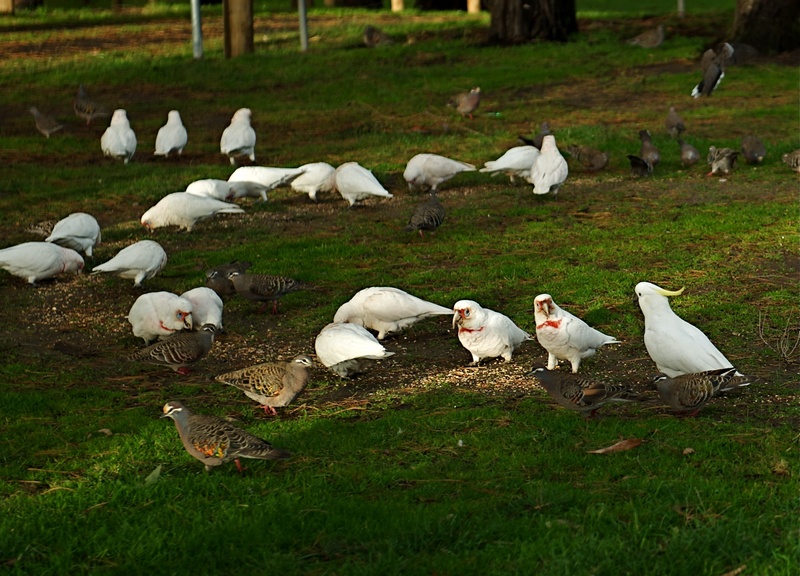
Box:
[334,162,393,207]
[290,162,336,201]
[220,108,256,166]
[452,299,532,365]
[180,287,224,332]
[533,294,619,373]
[185,179,233,200]
[140,192,245,233]
[127,291,193,344]
[0,242,83,284]
[90,240,167,287]
[529,135,568,195]
[101,109,137,164]
[334,286,453,340]
[314,322,395,378]
[154,110,188,157]
[479,146,540,183]
[45,212,101,258]
[635,282,740,378]
[227,166,306,201]
[403,153,476,192]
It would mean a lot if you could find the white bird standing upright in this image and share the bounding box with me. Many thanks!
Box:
[314,322,395,378]
[452,299,532,365]
[101,109,137,164]
[635,281,739,377]
[479,146,540,184]
[90,239,167,287]
[127,291,193,344]
[140,192,245,233]
[227,166,306,201]
[220,108,256,166]
[529,135,568,195]
[180,287,224,332]
[334,286,453,340]
[0,242,84,284]
[290,162,336,201]
[45,212,101,258]
[334,162,393,207]
[533,294,619,373]
[154,110,188,157]
[403,153,476,192]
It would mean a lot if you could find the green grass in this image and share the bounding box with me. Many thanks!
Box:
[1,2,799,575]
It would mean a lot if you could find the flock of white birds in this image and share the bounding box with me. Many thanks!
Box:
[4,84,766,428]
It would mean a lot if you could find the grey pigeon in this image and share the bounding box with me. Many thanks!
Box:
[729,42,759,65]
[363,25,393,48]
[30,107,64,139]
[650,367,752,416]
[73,85,109,125]
[206,260,252,298]
[128,324,215,374]
[664,106,685,138]
[448,87,481,119]
[526,366,642,417]
[782,149,800,172]
[692,43,734,97]
[565,145,609,171]
[228,271,311,314]
[638,130,660,168]
[215,354,313,415]
[405,193,445,237]
[740,135,766,164]
[677,139,700,167]
[707,146,738,175]
[627,24,664,48]
[627,155,652,177]
[161,400,291,472]
[518,122,551,150]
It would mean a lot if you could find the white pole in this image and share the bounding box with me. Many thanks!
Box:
[190,0,203,59]
[298,0,309,52]
[677,0,685,18]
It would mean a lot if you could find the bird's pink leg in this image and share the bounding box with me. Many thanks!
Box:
[235,459,246,473]
[177,367,192,376]
[259,405,278,417]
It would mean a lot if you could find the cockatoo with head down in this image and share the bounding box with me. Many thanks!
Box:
[180,287,224,332]
[452,299,532,365]
[528,135,568,195]
[290,162,336,201]
[533,294,619,373]
[45,212,101,258]
[140,192,245,233]
[227,166,306,201]
[90,239,167,287]
[635,281,745,379]
[220,108,256,166]
[479,146,540,184]
[403,153,476,192]
[334,162,393,207]
[314,322,395,378]
[127,291,193,344]
[0,242,83,285]
[334,286,453,340]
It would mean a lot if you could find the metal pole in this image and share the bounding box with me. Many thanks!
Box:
[191,0,203,59]
[298,0,308,52]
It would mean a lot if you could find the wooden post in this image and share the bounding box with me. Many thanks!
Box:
[0,0,14,15]
[391,0,403,11]
[467,0,480,13]
[223,0,254,58]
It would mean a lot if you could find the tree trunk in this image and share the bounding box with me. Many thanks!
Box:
[490,0,577,44]
[731,0,800,53]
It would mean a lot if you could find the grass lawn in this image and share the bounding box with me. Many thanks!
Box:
[0,2,798,574]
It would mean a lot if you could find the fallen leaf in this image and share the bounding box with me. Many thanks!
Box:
[720,565,746,576]
[97,429,113,436]
[587,438,643,454]
[771,459,790,476]
[683,447,695,455]
[145,465,162,486]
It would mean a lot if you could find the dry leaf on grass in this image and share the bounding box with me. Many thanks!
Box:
[683,447,695,455]
[587,438,643,454]
[720,565,747,576]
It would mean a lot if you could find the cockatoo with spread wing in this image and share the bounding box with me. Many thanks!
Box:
[0,242,83,284]
[101,109,137,164]
[290,162,336,201]
[334,162,393,207]
[127,291,193,344]
[227,166,306,201]
[334,286,452,340]
[220,108,256,166]
[528,135,568,195]
[45,212,101,258]
[635,282,743,378]
[403,153,475,192]
[140,192,244,232]
[452,299,532,365]
[533,294,619,373]
[314,322,395,378]
[90,239,167,287]
[479,146,539,183]
[154,110,187,157]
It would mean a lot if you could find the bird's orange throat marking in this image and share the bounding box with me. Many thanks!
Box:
[537,319,562,330]
[159,321,176,332]
[459,326,484,334]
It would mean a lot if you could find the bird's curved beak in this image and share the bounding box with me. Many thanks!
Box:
[655,286,685,297]
[452,310,463,329]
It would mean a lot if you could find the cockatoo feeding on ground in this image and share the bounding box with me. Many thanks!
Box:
[479,146,539,184]
[290,162,336,201]
[533,294,619,373]
[90,239,167,287]
[180,287,224,332]
[314,322,395,378]
[403,153,475,192]
[452,299,532,365]
[0,242,83,284]
[227,166,306,201]
[45,212,101,258]
[334,162,393,207]
[127,291,193,344]
[140,192,245,233]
